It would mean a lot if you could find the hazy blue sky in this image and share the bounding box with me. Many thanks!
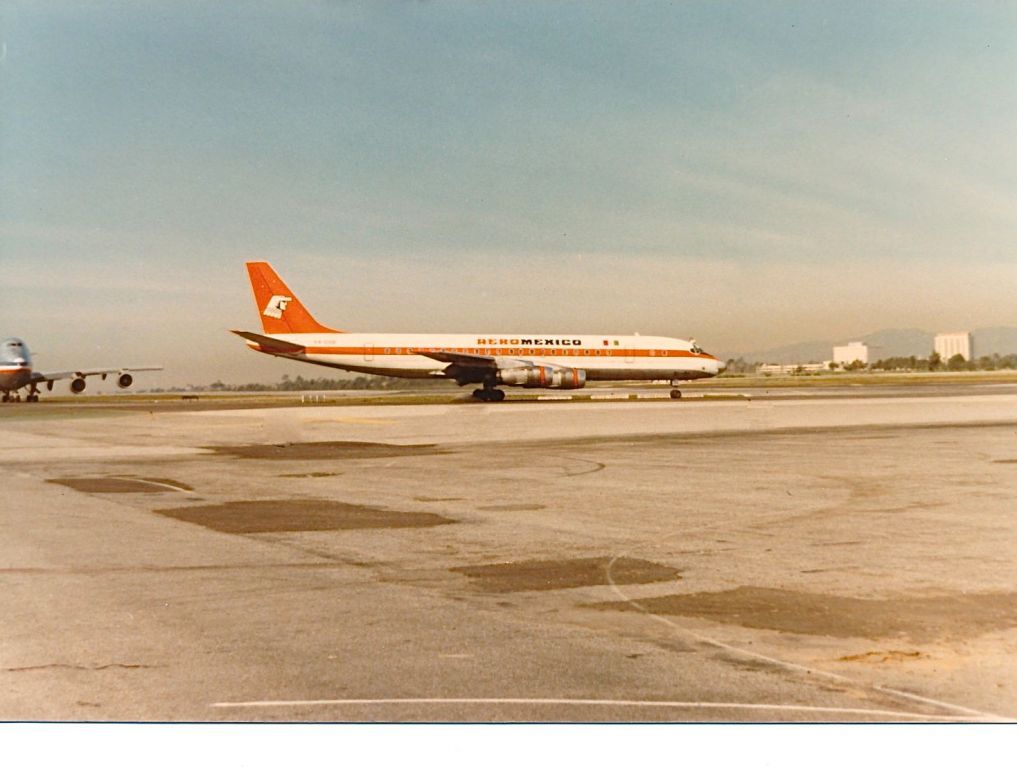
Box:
[1,1,1015,386]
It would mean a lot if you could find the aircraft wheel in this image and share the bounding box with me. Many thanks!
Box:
[670,389,682,400]
[491,389,506,402]
[1,393,9,403]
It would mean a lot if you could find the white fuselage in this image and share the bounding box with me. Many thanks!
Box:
[248,331,723,381]
[0,338,33,392]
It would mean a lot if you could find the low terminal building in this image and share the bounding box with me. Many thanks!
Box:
[757,362,831,375]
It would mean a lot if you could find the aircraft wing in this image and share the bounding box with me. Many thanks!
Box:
[419,350,572,371]
[30,366,162,384]
[230,330,306,355]
[417,349,559,371]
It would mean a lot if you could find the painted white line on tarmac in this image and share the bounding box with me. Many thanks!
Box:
[208,697,994,721]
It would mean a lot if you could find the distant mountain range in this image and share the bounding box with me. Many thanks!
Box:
[725,327,1017,364]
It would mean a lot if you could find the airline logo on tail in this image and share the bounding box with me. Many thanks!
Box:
[262,295,292,319]
[245,261,340,334]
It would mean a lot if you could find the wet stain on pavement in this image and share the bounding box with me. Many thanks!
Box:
[49,478,179,494]
[590,586,1017,641]
[155,499,455,533]
[206,441,448,460]
[452,556,680,592]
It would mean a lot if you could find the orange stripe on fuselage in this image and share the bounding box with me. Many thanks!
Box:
[296,346,716,360]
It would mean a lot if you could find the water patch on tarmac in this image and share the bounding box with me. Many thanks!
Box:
[590,586,1017,641]
[451,556,680,592]
[206,441,448,460]
[48,477,187,494]
[155,500,455,533]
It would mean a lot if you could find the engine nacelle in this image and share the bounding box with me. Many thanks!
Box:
[70,377,86,394]
[496,366,586,390]
[117,373,134,389]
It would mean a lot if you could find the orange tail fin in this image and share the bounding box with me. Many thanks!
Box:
[245,262,340,334]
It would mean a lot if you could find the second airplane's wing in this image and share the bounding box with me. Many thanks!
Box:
[30,366,163,384]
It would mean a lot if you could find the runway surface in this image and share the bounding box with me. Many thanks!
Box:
[2,385,1016,721]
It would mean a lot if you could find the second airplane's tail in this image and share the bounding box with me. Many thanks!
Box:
[245,262,340,335]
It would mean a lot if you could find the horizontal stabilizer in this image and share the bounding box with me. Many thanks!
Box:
[230,330,306,355]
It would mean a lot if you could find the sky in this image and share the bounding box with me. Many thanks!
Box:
[1,1,1015,386]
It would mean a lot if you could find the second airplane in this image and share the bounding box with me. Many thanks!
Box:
[232,262,725,401]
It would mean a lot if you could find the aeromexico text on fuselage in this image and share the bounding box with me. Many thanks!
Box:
[478,338,582,346]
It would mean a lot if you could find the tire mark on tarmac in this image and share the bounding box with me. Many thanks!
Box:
[560,456,607,477]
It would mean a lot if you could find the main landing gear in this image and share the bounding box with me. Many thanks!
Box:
[472,387,506,402]
[2,387,39,403]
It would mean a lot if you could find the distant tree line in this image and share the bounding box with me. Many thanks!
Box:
[166,374,458,393]
[869,352,1017,372]
[722,352,1017,375]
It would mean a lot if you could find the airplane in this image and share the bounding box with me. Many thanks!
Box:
[232,262,725,401]
[0,337,162,402]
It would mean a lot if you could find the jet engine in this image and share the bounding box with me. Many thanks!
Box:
[117,373,134,389]
[70,377,86,394]
[497,366,586,389]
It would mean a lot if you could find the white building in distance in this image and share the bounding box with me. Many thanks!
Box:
[934,332,972,362]
[833,341,870,366]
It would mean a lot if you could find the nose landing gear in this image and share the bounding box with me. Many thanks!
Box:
[669,377,684,400]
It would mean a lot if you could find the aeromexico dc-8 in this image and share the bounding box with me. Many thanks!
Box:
[0,338,161,403]
[233,262,725,401]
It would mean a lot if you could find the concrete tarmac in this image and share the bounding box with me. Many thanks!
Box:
[2,387,1016,721]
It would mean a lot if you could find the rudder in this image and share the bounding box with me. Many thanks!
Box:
[245,262,340,334]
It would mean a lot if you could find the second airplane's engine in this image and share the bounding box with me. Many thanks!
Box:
[497,366,587,390]
[117,373,134,389]
[70,377,86,394]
